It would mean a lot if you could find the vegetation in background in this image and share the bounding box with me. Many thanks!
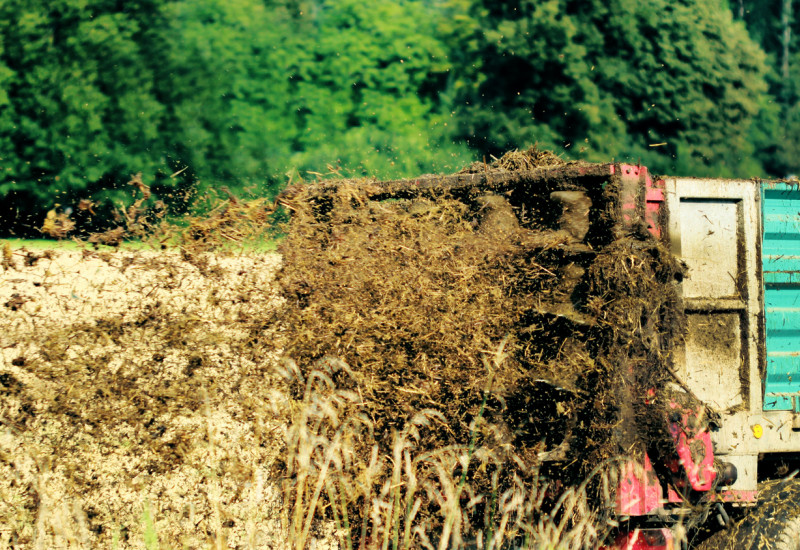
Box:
[1,0,800,232]
[442,0,771,177]
[0,0,470,235]
[736,0,800,177]
[0,1,186,234]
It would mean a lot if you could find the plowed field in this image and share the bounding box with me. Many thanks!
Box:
[0,247,300,548]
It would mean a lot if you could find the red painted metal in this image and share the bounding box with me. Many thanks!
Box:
[616,452,663,516]
[619,164,641,226]
[601,528,674,550]
[645,177,665,238]
[667,401,717,493]
[618,164,665,239]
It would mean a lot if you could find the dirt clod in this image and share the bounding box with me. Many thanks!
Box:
[4,293,27,311]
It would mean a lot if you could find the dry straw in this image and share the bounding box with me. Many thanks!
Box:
[278,340,614,550]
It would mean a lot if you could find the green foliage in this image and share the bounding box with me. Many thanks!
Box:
[0,0,168,223]
[0,0,469,233]
[278,0,472,179]
[602,0,771,177]
[443,0,773,177]
[737,0,800,176]
[5,0,800,231]
[150,0,472,196]
[141,500,159,550]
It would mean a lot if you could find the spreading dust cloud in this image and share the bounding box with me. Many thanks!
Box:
[0,148,699,548]
[276,148,692,542]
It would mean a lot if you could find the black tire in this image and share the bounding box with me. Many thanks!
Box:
[694,479,800,550]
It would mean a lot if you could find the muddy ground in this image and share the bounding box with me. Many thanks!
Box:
[0,247,310,549]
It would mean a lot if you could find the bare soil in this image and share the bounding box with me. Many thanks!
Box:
[0,247,295,549]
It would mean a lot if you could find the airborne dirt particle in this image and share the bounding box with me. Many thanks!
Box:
[4,293,27,311]
[275,147,694,543]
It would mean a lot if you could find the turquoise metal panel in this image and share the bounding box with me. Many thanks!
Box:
[763,184,800,410]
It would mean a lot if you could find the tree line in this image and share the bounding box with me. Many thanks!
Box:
[0,0,795,234]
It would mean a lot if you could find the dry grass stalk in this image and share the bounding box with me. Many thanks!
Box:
[279,342,614,550]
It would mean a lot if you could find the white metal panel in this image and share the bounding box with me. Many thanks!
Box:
[682,312,743,410]
[679,200,740,298]
[666,178,763,491]
[720,454,757,493]
[667,178,761,410]
[712,410,800,454]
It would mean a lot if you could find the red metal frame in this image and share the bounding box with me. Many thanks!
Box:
[602,528,674,550]
[618,164,665,240]
[616,453,663,516]
[610,164,720,548]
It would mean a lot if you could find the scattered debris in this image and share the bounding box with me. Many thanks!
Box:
[4,293,28,311]
[41,205,76,238]
[276,147,689,534]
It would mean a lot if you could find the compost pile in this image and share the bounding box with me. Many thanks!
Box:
[277,148,686,491]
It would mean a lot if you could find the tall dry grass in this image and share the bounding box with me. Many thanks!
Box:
[278,342,616,550]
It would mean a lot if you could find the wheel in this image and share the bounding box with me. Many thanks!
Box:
[693,479,800,549]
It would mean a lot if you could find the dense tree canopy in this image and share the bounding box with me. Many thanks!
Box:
[738,0,800,176]
[0,0,470,233]
[442,0,772,176]
[0,0,797,233]
[0,0,166,230]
